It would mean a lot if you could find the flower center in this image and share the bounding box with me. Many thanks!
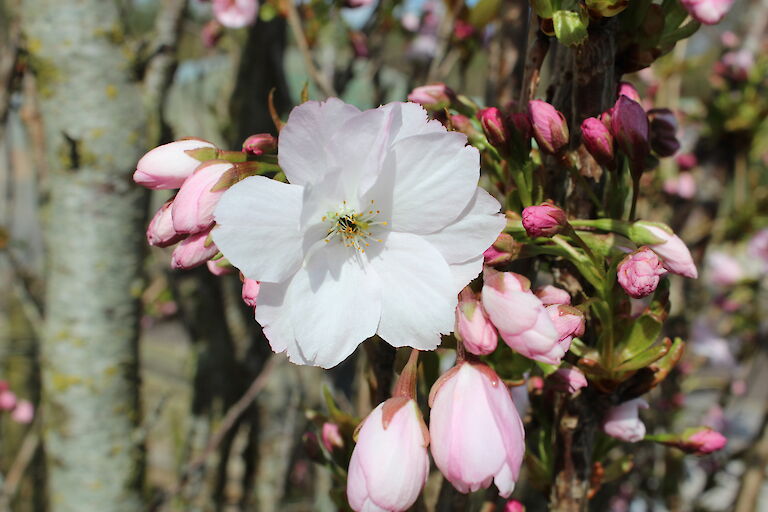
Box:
[322,200,387,253]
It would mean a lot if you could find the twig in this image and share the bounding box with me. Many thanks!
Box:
[284,0,337,98]
[0,19,21,142]
[152,355,277,510]
[518,12,549,107]
[0,425,39,512]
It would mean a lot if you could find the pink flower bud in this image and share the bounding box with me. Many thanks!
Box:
[171,230,218,270]
[134,139,217,190]
[581,117,614,166]
[680,0,733,24]
[551,368,588,394]
[241,278,260,307]
[242,133,277,155]
[429,361,524,497]
[546,304,585,352]
[321,422,344,452]
[683,428,727,455]
[206,259,233,276]
[617,247,666,298]
[676,153,697,170]
[706,252,743,287]
[407,84,454,111]
[11,400,34,424]
[483,234,523,266]
[603,398,648,443]
[146,200,184,248]
[478,107,509,153]
[504,500,525,512]
[482,268,563,365]
[212,0,259,29]
[648,108,680,157]
[0,390,17,411]
[663,173,696,199]
[528,100,569,155]
[172,161,232,234]
[201,19,223,48]
[611,96,650,177]
[455,289,498,356]
[521,203,567,238]
[347,398,429,512]
[636,223,698,278]
[535,285,571,306]
[617,82,641,103]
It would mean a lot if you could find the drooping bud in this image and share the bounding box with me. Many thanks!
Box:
[504,500,526,512]
[212,0,259,29]
[482,268,564,365]
[522,203,567,238]
[647,108,680,157]
[347,351,429,512]
[535,285,571,306]
[455,288,498,356]
[429,361,525,497]
[206,258,233,276]
[664,427,727,455]
[611,96,650,178]
[680,0,734,24]
[171,230,219,270]
[242,133,277,155]
[146,200,184,248]
[602,398,648,443]
[617,247,667,298]
[629,222,698,278]
[134,138,217,190]
[241,278,260,307]
[528,100,569,155]
[581,117,614,166]
[546,304,585,352]
[172,161,233,234]
[407,83,455,111]
[551,367,588,394]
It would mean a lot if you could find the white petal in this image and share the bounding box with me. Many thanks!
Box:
[286,243,381,368]
[277,99,360,186]
[253,280,295,355]
[448,256,484,293]
[212,176,303,283]
[423,187,505,263]
[330,107,395,199]
[366,131,480,234]
[370,232,455,350]
[380,102,447,144]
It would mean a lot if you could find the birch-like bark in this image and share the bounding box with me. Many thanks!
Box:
[21,1,148,510]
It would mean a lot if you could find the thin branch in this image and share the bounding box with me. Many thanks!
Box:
[151,355,278,510]
[285,0,337,98]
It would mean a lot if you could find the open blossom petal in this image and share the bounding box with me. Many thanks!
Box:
[278,98,361,186]
[257,243,381,367]
[367,131,480,234]
[212,176,304,283]
[370,232,455,350]
[215,99,503,367]
[423,188,506,264]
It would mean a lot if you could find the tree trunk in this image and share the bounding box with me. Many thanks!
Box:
[21,2,148,510]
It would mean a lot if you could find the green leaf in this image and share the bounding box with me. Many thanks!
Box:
[585,0,629,17]
[553,9,589,46]
[618,314,663,363]
[531,0,555,19]
[614,339,671,372]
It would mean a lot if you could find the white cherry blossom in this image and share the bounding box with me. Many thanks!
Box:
[213,99,505,367]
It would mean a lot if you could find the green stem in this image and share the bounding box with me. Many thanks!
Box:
[510,161,533,207]
[629,174,640,221]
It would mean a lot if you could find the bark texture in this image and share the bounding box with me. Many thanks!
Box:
[21,1,148,510]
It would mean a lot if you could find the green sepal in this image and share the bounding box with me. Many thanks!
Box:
[553,9,589,47]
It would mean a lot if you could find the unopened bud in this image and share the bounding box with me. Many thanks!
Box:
[407,83,455,111]
[242,133,277,155]
[528,100,569,155]
[522,203,567,238]
[134,138,217,190]
[648,108,680,157]
[581,117,614,166]
[611,96,650,178]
